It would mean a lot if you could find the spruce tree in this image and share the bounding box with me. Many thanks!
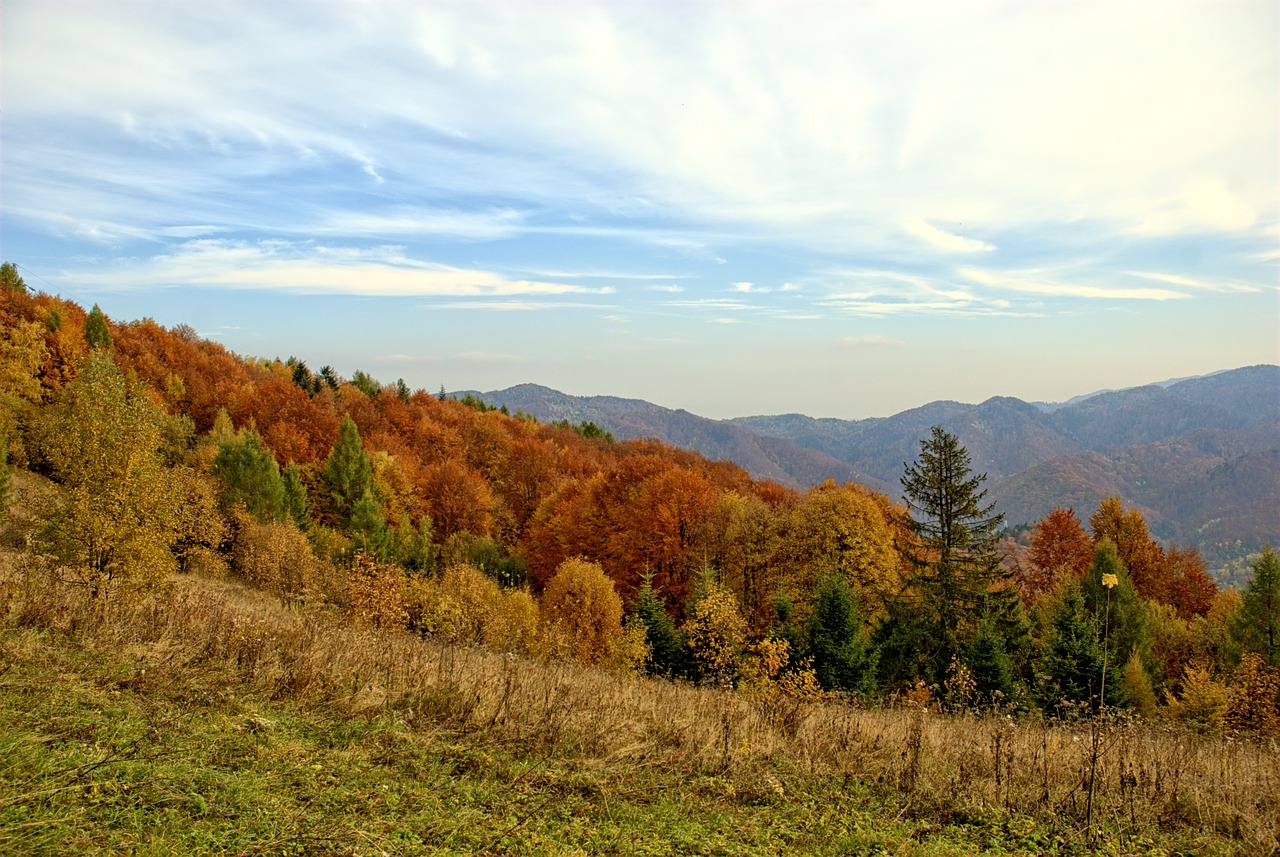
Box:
[1081,540,1151,675]
[321,416,373,527]
[805,573,878,694]
[1042,583,1124,714]
[1231,547,1280,666]
[629,574,690,678]
[963,618,1017,708]
[898,425,1022,682]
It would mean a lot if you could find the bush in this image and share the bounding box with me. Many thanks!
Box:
[230,508,332,604]
[345,551,407,629]
[405,563,538,654]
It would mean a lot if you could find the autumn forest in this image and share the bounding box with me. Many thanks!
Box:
[1,262,1277,733]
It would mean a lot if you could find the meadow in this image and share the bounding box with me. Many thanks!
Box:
[2,559,1276,856]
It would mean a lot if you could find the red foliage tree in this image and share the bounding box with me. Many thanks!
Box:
[1165,545,1218,618]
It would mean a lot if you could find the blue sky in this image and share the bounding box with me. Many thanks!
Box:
[3,0,1277,419]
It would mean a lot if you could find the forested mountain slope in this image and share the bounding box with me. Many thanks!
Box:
[473,366,1280,566]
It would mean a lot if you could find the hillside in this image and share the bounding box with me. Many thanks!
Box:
[3,564,1276,855]
[457,383,886,492]
[471,366,1280,566]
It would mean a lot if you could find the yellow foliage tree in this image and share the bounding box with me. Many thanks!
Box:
[540,557,627,667]
[33,351,180,595]
[685,582,747,687]
[783,481,901,615]
[1165,663,1230,734]
[1225,653,1280,734]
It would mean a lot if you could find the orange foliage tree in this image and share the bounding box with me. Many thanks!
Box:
[1019,506,1094,603]
[1089,497,1169,601]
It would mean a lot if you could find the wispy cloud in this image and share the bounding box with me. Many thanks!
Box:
[961,267,1189,301]
[64,241,616,298]
[1127,271,1261,293]
[904,219,994,253]
[454,352,527,363]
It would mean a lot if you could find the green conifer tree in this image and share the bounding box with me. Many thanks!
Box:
[963,617,1017,708]
[1041,583,1124,714]
[629,574,690,678]
[84,304,113,350]
[321,416,373,527]
[281,462,310,528]
[898,425,1024,683]
[212,429,286,523]
[1231,547,1280,666]
[1081,540,1151,675]
[805,573,878,694]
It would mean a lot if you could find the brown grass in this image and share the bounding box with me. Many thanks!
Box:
[3,559,1278,853]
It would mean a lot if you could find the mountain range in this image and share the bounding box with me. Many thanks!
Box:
[461,365,1280,567]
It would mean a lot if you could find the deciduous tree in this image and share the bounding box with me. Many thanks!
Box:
[33,351,179,594]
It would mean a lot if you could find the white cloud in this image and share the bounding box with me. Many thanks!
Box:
[903,219,994,253]
[961,267,1188,301]
[1127,271,1261,293]
[63,241,615,298]
[7,0,1272,261]
[454,351,527,363]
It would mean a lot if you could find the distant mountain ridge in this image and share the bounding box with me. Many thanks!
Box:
[462,365,1280,567]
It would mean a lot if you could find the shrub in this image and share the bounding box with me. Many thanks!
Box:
[405,563,538,654]
[345,550,407,629]
[230,508,329,603]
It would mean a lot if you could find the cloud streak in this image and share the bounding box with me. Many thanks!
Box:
[65,241,615,298]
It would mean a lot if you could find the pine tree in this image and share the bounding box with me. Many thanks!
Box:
[212,429,286,523]
[898,425,1021,682]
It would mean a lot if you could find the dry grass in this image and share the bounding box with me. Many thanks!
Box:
[3,559,1278,854]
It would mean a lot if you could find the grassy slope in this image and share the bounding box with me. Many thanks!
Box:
[1,567,1274,856]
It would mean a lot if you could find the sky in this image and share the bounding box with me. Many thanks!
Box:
[2,0,1277,420]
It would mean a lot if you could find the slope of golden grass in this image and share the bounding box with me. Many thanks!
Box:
[2,558,1277,854]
